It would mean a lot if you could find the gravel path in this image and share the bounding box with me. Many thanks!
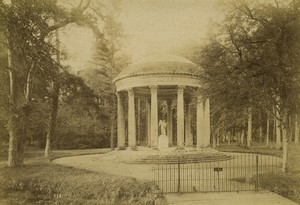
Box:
[53,148,157,181]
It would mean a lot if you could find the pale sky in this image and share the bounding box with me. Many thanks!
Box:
[62,0,225,70]
[119,0,224,61]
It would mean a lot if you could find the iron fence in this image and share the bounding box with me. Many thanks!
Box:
[153,153,282,193]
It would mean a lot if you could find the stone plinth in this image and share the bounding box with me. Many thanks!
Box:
[158,135,169,149]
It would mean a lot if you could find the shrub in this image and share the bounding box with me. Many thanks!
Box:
[55,132,110,149]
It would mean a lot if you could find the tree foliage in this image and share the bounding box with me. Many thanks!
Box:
[199,0,300,171]
[0,0,95,166]
[79,3,130,150]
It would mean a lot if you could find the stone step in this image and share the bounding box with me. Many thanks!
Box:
[127,154,233,164]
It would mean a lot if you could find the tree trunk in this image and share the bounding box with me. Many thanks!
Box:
[281,110,289,172]
[273,110,276,142]
[7,44,25,167]
[45,28,61,157]
[247,106,252,148]
[295,114,299,144]
[222,128,225,142]
[110,95,116,150]
[259,126,263,143]
[241,129,245,145]
[259,110,263,143]
[110,113,115,150]
[212,129,217,148]
[45,82,59,157]
[8,116,24,167]
[23,63,34,146]
[266,112,270,147]
[282,127,288,172]
[227,131,230,145]
[275,108,282,149]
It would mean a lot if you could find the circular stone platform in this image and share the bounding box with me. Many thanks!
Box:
[53,147,233,181]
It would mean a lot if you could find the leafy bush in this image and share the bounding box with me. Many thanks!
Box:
[0,163,157,204]
[55,132,110,149]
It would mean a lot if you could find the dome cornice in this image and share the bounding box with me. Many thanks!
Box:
[113,71,201,84]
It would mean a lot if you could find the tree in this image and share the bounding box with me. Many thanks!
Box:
[54,71,110,149]
[198,0,300,172]
[81,3,128,150]
[0,0,92,166]
[0,31,9,147]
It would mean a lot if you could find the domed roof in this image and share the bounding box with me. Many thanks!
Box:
[114,54,200,82]
[135,53,195,64]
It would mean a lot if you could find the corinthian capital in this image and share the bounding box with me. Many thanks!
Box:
[177,85,185,94]
[128,88,134,96]
[149,85,158,94]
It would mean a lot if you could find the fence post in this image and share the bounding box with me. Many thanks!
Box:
[255,155,259,191]
[177,156,181,194]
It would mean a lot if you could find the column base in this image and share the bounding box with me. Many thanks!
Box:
[175,146,185,151]
[151,147,158,150]
[197,145,210,149]
[117,146,126,150]
[128,146,137,151]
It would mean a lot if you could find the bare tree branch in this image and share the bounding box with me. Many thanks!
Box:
[89,7,105,20]
[228,29,243,61]
[40,0,92,39]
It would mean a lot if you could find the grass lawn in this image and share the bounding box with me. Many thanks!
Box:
[0,145,111,163]
[0,146,157,205]
[215,142,283,156]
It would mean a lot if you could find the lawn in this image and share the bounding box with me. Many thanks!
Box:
[0,146,157,205]
[215,142,283,156]
[0,144,111,163]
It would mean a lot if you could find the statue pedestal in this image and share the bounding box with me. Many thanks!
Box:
[158,135,168,149]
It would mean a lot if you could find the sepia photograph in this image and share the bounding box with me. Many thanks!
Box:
[0,0,299,204]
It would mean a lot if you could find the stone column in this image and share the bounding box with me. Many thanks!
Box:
[128,88,136,149]
[146,100,151,147]
[137,99,141,145]
[185,102,193,146]
[204,98,211,147]
[117,93,125,149]
[197,96,205,148]
[150,86,158,148]
[167,100,173,146]
[177,86,185,148]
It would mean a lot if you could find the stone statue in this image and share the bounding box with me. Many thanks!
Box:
[159,119,167,135]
